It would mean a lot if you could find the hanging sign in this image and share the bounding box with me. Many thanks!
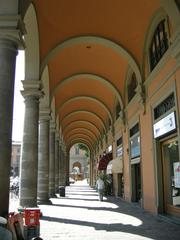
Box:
[153,112,176,138]
[174,162,180,188]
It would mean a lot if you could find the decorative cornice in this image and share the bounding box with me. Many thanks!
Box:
[0,15,26,49]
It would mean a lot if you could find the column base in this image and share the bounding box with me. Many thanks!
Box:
[37,199,52,205]
[49,194,58,198]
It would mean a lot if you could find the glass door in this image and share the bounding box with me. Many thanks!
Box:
[161,138,180,216]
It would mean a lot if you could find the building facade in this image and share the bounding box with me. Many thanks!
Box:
[11,141,21,177]
[69,144,89,181]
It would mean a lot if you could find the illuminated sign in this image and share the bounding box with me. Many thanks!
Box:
[153,112,176,138]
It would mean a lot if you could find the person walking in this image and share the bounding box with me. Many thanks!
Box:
[96,176,105,201]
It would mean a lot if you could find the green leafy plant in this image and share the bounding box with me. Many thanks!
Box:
[78,143,89,157]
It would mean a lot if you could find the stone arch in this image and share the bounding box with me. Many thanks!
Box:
[64,127,98,143]
[113,97,121,120]
[72,161,82,173]
[51,97,56,123]
[62,120,102,139]
[124,66,139,105]
[61,110,107,133]
[67,139,93,153]
[160,0,180,31]
[51,73,123,110]
[40,35,141,84]
[56,95,113,124]
[24,3,40,81]
[40,65,50,108]
[66,133,95,147]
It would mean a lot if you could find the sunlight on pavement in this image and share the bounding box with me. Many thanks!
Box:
[40,203,142,226]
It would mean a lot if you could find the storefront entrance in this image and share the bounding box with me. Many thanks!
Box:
[131,163,141,202]
[161,138,180,216]
[117,173,124,197]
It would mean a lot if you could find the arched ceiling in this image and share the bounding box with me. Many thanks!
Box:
[31,0,160,149]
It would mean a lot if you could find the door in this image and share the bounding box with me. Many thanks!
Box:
[161,138,180,216]
[131,163,141,202]
[117,173,124,197]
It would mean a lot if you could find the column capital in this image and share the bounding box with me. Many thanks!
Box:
[50,121,56,132]
[21,80,43,99]
[0,15,26,49]
[39,108,51,121]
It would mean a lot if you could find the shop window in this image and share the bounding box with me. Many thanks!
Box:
[130,135,140,159]
[115,102,121,119]
[154,93,175,120]
[128,72,137,103]
[130,123,139,137]
[149,19,169,71]
[116,137,122,146]
[129,123,140,159]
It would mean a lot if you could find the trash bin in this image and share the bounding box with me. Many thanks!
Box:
[24,208,41,226]
[59,186,65,197]
[23,208,41,240]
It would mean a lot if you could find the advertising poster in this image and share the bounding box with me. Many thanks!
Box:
[174,162,180,188]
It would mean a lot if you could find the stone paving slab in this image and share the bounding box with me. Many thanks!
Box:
[36,181,180,240]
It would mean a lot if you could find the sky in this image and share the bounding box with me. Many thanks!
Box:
[12,50,25,142]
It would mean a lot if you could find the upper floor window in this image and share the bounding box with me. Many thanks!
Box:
[128,72,137,103]
[149,20,168,71]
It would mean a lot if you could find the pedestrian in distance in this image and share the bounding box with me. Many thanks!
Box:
[96,176,105,201]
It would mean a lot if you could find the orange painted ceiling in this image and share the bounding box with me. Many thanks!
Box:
[32,0,160,150]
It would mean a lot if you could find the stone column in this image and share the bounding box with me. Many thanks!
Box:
[49,122,56,197]
[55,133,59,192]
[66,151,70,186]
[19,80,42,207]
[0,16,25,216]
[59,145,66,186]
[37,108,51,204]
[59,142,64,186]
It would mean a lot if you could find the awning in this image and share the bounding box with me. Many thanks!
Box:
[106,157,123,174]
[97,152,112,171]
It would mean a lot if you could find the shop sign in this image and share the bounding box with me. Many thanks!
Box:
[116,146,123,157]
[153,112,176,138]
[174,162,180,188]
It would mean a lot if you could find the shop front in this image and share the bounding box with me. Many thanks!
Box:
[129,123,142,203]
[153,94,180,217]
[107,157,123,197]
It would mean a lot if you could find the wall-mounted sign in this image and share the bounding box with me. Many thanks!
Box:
[116,146,123,157]
[153,112,176,138]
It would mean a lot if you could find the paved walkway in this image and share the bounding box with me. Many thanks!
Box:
[37,181,180,240]
[9,180,180,240]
